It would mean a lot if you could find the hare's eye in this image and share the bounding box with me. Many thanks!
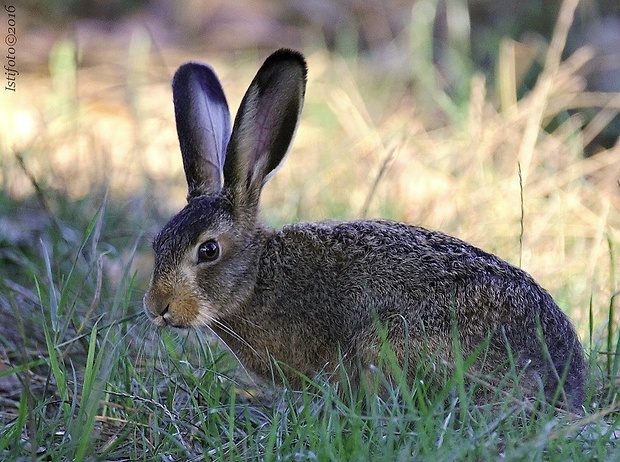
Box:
[197,240,220,263]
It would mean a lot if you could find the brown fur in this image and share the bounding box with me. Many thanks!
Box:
[143,49,586,411]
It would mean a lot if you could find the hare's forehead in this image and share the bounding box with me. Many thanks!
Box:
[152,196,231,255]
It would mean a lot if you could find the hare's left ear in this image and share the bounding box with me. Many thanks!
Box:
[223,49,307,205]
[172,62,231,200]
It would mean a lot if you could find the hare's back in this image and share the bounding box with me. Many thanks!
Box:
[273,219,527,283]
[265,219,571,345]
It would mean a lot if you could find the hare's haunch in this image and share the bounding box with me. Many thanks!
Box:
[144,49,586,410]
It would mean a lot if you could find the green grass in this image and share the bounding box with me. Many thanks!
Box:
[0,193,618,460]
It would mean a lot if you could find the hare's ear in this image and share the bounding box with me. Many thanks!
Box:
[224,49,306,205]
[172,62,231,200]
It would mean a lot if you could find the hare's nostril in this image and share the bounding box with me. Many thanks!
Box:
[152,304,171,327]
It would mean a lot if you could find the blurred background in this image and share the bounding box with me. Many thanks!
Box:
[1,0,620,350]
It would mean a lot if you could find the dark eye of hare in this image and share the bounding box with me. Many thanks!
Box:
[197,240,220,263]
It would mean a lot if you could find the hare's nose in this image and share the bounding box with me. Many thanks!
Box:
[159,304,171,325]
[150,305,170,327]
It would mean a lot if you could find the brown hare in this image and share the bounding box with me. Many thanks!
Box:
[144,49,586,411]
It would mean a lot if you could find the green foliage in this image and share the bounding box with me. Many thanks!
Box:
[0,195,618,459]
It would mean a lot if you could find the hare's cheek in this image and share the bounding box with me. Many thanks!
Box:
[167,297,201,327]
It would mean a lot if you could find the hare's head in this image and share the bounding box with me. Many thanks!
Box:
[144,49,307,328]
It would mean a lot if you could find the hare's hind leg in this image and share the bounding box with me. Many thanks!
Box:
[351,327,455,399]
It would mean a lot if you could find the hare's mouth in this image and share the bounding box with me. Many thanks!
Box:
[150,304,171,328]
[150,305,193,329]
[143,287,202,328]
[146,299,201,328]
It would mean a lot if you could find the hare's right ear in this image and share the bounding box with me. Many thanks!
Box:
[172,62,231,200]
[224,49,307,207]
